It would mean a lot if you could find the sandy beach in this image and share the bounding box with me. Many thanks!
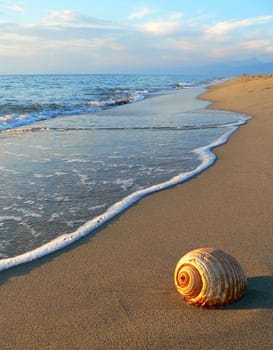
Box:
[0,75,272,349]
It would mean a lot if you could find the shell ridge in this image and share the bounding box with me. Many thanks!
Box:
[216,250,236,304]
[203,250,227,306]
[220,250,246,303]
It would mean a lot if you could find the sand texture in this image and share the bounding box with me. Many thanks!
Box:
[0,75,272,349]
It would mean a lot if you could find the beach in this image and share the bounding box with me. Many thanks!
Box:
[0,75,272,349]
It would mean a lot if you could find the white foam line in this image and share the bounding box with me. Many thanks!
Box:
[0,116,249,272]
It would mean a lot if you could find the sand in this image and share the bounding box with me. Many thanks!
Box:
[0,75,272,350]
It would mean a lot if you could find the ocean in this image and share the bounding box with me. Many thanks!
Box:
[0,74,248,270]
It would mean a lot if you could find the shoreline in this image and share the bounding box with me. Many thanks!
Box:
[0,85,241,265]
[0,97,247,270]
[0,75,272,349]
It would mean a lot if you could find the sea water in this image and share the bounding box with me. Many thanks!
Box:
[0,74,248,270]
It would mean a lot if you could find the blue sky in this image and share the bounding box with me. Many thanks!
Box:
[0,0,273,73]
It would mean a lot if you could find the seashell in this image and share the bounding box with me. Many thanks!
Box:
[174,247,247,307]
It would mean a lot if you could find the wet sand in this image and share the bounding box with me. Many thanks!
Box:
[0,75,272,349]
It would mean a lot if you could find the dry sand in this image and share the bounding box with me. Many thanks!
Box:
[0,75,272,349]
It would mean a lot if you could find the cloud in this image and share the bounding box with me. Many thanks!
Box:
[206,15,273,36]
[1,7,273,73]
[210,47,231,59]
[0,30,36,44]
[42,9,123,30]
[0,27,130,73]
[0,0,25,14]
[127,7,152,20]
[266,46,273,53]
[138,13,185,37]
[42,9,79,26]
[7,3,24,14]
[137,12,201,38]
[139,20,182,36]
[242,39,271,50]
[239,39,273,60]
[0,10,128,72]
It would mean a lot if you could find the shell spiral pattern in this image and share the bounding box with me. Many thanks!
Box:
[174,247,247,307]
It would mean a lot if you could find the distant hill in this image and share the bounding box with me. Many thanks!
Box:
[180,59,273,76]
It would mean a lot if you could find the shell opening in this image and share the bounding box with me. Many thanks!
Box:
[176,264,203,299]
[179,271,190,287]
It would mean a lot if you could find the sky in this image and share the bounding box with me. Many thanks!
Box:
[0,0,273,74]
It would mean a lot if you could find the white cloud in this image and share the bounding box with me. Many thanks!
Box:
[0,31,36,43]
[43,9,78,25]
[127,7,152,20]
[1,7,273,73]
[42,9,123,30]
[0,1,25,14]
[266,46,273,53]
[139,20,182,36]
[206,15,273,36]
[138,12,186,37]
[242,39,271,50]
[7,3,24,14]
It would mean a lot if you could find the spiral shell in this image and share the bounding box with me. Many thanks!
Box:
[174,247,247,307]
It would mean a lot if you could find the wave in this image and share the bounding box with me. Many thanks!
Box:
[174,77,226,90]
[0,74,225,132]
[87,89,147,107]
[0,118,248,134]
[175,81,200,89]
[0,116,249,272]
[0,89,148,131]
